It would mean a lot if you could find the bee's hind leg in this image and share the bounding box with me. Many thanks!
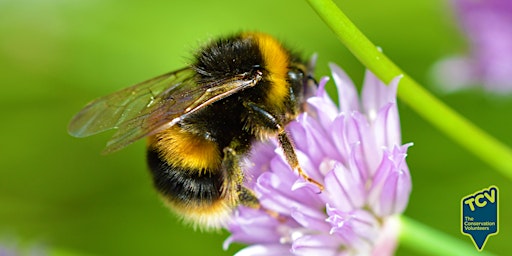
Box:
[220,147,243,207]
[221,147,283,220]
[238,186,284,221]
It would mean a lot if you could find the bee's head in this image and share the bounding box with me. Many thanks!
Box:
[287,55,317,114]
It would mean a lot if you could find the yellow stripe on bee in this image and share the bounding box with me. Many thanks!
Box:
[245,32,290,110]
[150,126,221,172]
[162,196,233,230]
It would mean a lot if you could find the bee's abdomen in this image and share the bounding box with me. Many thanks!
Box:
[146,147,235,229]
[146,147,222,205]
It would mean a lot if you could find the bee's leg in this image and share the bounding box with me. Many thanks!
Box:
[222,146,285,220]
[221,147,278,216]
[238,185,284,221]
[238,185,259,208]
[220,147,243,207]
[277,131,324,192]
[243,102,324,192]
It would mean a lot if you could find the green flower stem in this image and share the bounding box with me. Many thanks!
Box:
[400,216,496,256]
[306,0,512,180]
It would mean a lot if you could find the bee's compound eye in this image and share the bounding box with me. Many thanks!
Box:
[288,68,304,81]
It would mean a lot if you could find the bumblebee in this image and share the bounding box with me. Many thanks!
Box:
[68,32,323,229]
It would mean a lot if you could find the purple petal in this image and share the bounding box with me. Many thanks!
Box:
[321,163,365,212]
[307,97,338,131]
[234,244,293,256]
[431,55,479,92]
[453,0,512,92]
[299,114,340,163]
[325,205,380,252]
[244,140,278,184]
[372,102,401,150]
[361,70,401,122]
[290,207,331,232]
[286,120,308,153]
[315,76,330,98]
[269,150,323,194]
[371,216,400,256]
[296,150,325,184]
[308,76,339,125]
[291,234,342,256]
[368,144,413,217]
[345,112,380,178]
[288,116,324,166]
[329,63,360,113]
[255,159,323,215]
[330,115,350,165]
[224,208,284,249]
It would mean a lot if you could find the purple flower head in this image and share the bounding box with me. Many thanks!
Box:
[224,63,413,255]
[433,0,512,93]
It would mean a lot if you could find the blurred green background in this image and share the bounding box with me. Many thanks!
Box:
[1,0,510,255]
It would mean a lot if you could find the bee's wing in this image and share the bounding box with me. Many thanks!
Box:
[68,67,263,153]
[68,67,194,138]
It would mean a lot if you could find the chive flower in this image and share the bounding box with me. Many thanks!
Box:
[433,0,512,93]
[224,63,413,255]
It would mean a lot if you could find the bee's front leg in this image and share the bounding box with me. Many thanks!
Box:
[242,101,324,192]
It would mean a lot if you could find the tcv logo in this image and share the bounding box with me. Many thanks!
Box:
[461,186,499,251]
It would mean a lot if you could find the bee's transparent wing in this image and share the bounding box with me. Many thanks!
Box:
[68,68,193,138]
[68,67,262,153]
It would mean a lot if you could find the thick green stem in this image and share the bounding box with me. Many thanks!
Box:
[400,216,496,256]
[306,0,512,180]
